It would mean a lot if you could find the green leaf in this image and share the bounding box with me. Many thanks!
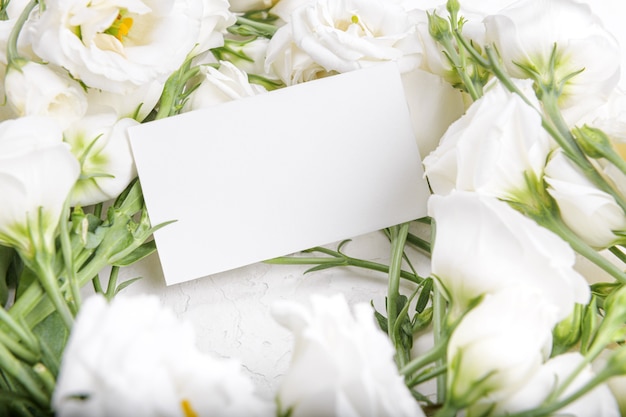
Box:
[0,246,14,306]
[113,178,143,215]
[114,277,143,296]
[303,263,341,274]
[14,267,37,300]
[32,312,68,377]
[412,307,433,333]
[415,278,433,314]
[111,240,157,267]
[372,300,389,333]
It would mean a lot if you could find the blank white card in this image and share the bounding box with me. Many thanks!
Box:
[129,62,430,285]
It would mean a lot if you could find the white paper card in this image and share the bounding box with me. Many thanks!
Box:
[129,63,430,285]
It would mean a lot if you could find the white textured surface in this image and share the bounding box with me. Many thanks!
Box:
[99,230,430,399]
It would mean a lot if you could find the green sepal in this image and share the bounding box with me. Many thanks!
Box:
[552,303,583,356]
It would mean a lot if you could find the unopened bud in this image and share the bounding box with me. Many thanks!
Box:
[573,125,613,159]
[428,12,451,42]
[553,303,583,355]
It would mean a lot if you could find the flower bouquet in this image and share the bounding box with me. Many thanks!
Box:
[1,0,626,416]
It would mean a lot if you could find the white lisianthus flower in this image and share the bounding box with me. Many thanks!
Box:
[483,0,620,124]
[229,0,276,13]
[53,294,271,417]
[218,38,279,80]
[86,80,164,122]
[582,88,626,143]
[4,62,87,129]
[265,0,421,84]
[183,61,267,112]
[270,0,309,22]
[428,191,589,321]
[196,0,236,53]
[0,116,80,256]
[0,12,35,121]
[489,352,619,417]
[64,112,138,206]
[446,287,555,409]
[544,150,626,249]
[265,25,335,86]
[272,294,425,417]
[29,0,204,94]
[595,349,626,416]
[423,78,552,200]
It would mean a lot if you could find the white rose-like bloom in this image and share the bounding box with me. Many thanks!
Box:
[4,62,87,129]
[29,0,204,94]
[0,13,34,121]
[86,80,164,121]
[595,349,626,416]
[265,25,335,86]
[447,287,555,408]
[196,0,236,53]
[219,38,278,80]
[544,150,626,249]
[270,0,312,22]
[428,191,590,321]
[0,117,80,256]
[182,61,267,112]
[53,294,270,417]
[64,112,138,206]
[229,0,275,13]
[272,294,424,417]
[265,0,421,84]
[581,88,626,143]
[483,0,620,124]
[489,352,619,417]
[423,78,552,200]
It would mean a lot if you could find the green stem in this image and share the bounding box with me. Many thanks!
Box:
[32,364,55,396]
[401,339,447,379]
[541,214,626,284]
[406,363,447,388]
[0,330,37,363]
[59,203,80,314]
[434,402,458,417]
[267,254,423,284]
[0,309,38,357]
[29,257,73,329]
[609,246,626,264]
[235,16,278,37]
[7,283,43,323]
[155,58,199,120]
[439,36,481,101]
[0,342,48,408]
[5,0,37,67]
[387,223,410,368]
[105,266,120,300]
[599,145,626,180]
[433,284,448,405]
[507,365,614,417]
[406,232,431,254]
[542,92,626,213]
[92,274,104,294]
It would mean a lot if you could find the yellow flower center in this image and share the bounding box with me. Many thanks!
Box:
[104,11,133,42]
[181,399,199,417]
